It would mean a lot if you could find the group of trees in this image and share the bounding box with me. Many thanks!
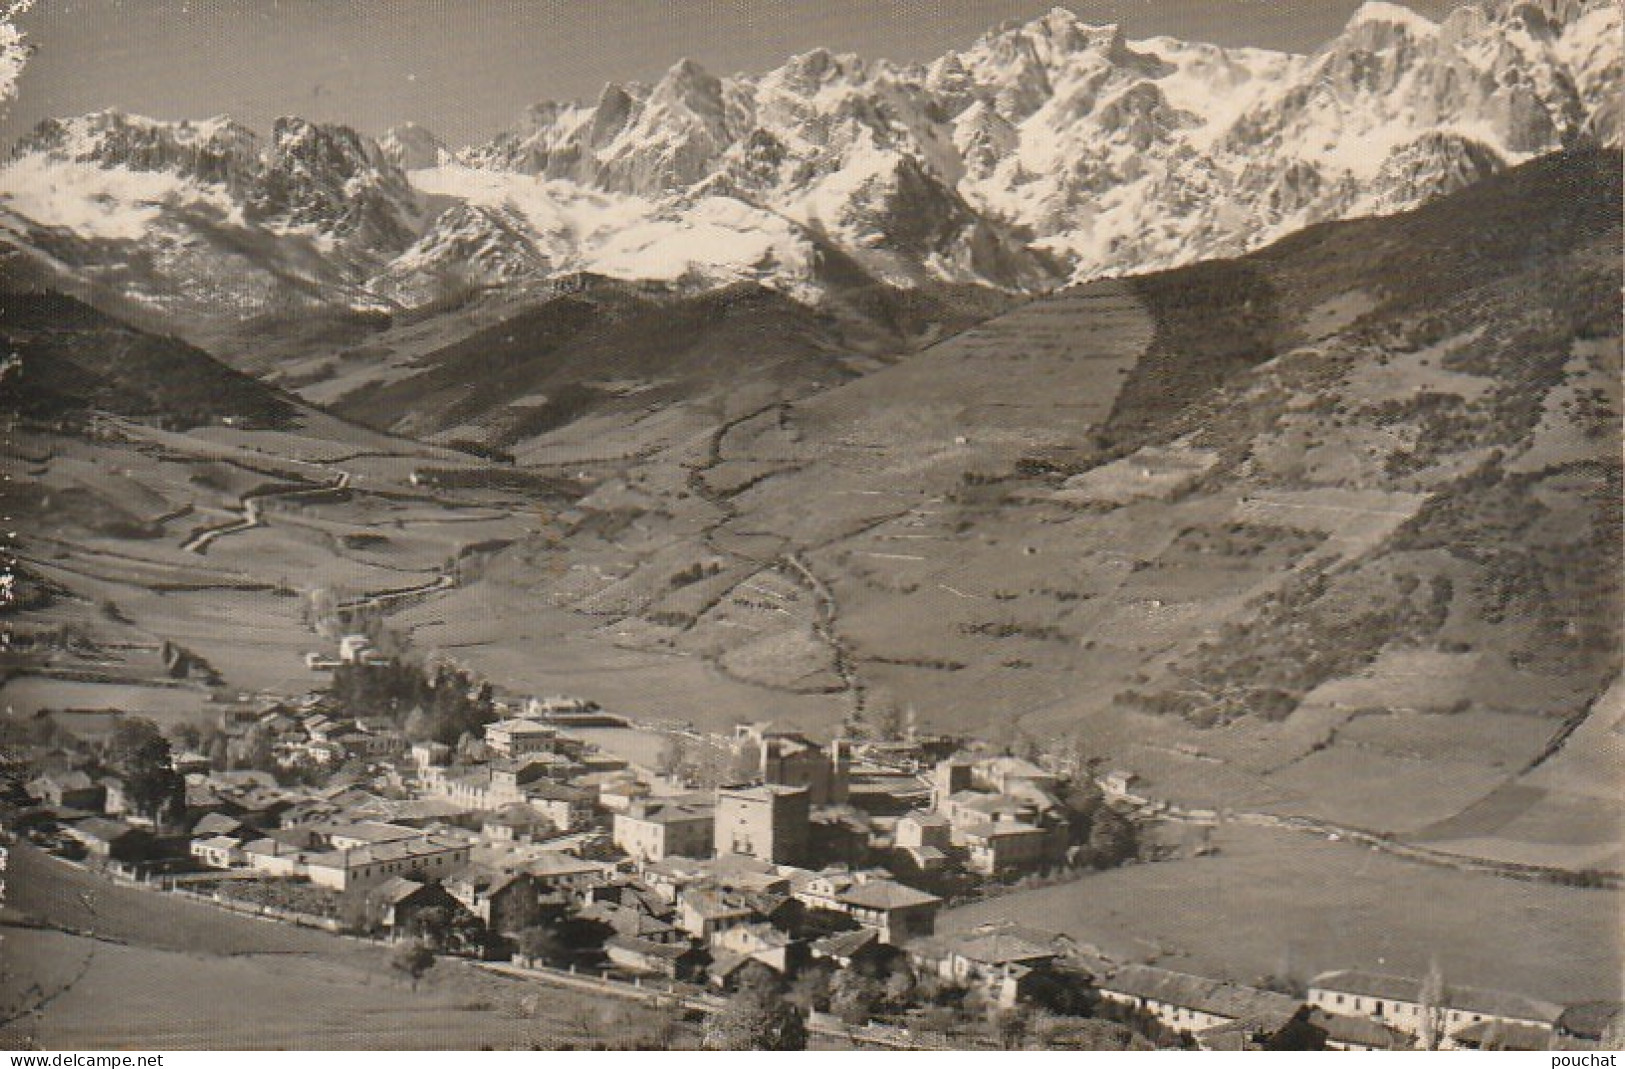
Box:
[513,915,614,968]
[1057,774,1140,870]
[655,734,758,787]
[104,718,185,827]
[705,965,808,1051]
[330,661,498,746]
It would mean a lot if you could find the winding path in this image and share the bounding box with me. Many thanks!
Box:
[181,471,351,555]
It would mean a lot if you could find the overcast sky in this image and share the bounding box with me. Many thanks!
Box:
[5,0,1465,149]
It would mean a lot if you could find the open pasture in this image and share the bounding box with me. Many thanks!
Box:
[940,824,1623,1005]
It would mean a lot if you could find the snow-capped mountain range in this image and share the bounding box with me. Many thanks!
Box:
[1,0,1618,318]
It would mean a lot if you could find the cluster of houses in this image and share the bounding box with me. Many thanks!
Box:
[210,695,410,770]
[10,689,1619,1053]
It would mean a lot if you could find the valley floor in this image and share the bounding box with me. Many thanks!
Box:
[940,823,1623,1006]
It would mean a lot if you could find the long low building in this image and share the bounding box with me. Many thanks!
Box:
[1307,970,1563,1049]
[1097,964,1304,1037]
[305,835,472,892]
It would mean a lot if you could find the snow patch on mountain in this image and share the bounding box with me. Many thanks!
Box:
[0,153,231,240]
[0,1,1616,314]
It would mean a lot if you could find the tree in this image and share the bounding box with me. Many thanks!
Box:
[232,724,275,772]
[106,717,163,768]
[1010,730,1043,763]
[408,902,487,954]
[729,740,762,782]
[786,965,832,1014]
[873,700,903,742]
[392,942,435,992]
[107,717,184,825]
[987,1004,1035,1050]
[402,706,435,743]
[1417,959,1449,1051]
[1062,776,1105,842]
[207,733,230,772]
[883,964,917,1009]
[516,924,568,967]
[830,969,882,1026]
[656,735,690,780]
[704,967,808,1050]
[167,722,201,754]
[1087,806,1138,868]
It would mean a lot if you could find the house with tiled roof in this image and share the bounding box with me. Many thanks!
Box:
[484,718,561,758]
[711,921,802,974]
[582,900,683,944]
[1555,1001,1623,1047]
[959,820,1049,875]
[677,888,758,939]
[974,755,1061,795]
[304,834,471,893]
[239,836,309,878]
[191,834,247,869]
[366,877,464,934]
[606,934,706,980]
[905,924,1069,1007]
[835,876,940,943]
[613,800,715,862]
[1099,964,1305,1038]
[26,770,104,811]
[810,927,886,969]
[793,870,940,943]
[522,781,594,832]
[64,817,155,864]
[519,851,609,896]
[1451,1018,1554,1050]
[481,803,556,844]
[191,812,248,840]
[1307,1009,1414,1051]
[893,810,954,872]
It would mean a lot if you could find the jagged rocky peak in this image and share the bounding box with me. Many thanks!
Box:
[15,110,260,175]
[267,117,386,176]
[1339,0,1442,38]
[651,57,727,117]
[984,6,1122,62]
[1370,131,1508,208]
[1491,0,1616,28]
[589,83,638,147]
[0,1,1615,315]
[378,122,446,170]
[783,47,859,87]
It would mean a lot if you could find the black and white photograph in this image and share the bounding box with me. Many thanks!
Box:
[0,0,1619,1053]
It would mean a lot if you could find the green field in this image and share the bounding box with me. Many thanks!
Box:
[0,843,686,1050]
[940,824,1623,1006]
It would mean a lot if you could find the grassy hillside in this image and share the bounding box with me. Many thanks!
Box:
[0,260,300,430]
[394,150,1622,858]
[322,277,1015,451]
[5,149,1617,876]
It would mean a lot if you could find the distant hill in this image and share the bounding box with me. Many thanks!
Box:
[421,148,1620,846]
[326,276,1014,450]
[0,257,300,430]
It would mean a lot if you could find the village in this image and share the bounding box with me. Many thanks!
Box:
[3,632,1618,1052]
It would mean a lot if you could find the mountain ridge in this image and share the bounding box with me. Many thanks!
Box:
[0,0,1616,323]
